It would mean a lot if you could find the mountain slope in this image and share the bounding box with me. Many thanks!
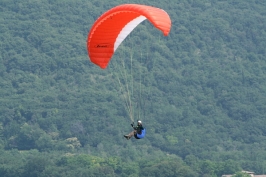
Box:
[1,0,266,175]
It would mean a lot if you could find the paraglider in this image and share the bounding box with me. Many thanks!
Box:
[124,120,145,140]
[87,4,171,140]
[87,4,171,69]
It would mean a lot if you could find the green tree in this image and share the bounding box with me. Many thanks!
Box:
[232,171,251,177]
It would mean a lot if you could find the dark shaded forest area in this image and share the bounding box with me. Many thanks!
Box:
[1,0,266,176]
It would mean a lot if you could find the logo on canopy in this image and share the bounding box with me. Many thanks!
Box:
[95,43,112,48]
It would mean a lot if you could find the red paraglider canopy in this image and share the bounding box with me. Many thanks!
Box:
[87,4,171,69]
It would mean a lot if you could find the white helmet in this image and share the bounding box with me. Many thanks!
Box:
[137,120,142,124]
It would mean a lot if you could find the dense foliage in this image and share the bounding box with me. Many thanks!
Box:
[1,0,266,176]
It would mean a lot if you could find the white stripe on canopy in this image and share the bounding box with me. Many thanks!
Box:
[114,15,147,51]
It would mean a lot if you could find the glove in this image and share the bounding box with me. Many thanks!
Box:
[131,122,134,127]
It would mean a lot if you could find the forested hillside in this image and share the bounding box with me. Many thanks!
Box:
[1,0,266,176]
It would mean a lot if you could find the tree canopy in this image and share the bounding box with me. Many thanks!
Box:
[1,0,266,176]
